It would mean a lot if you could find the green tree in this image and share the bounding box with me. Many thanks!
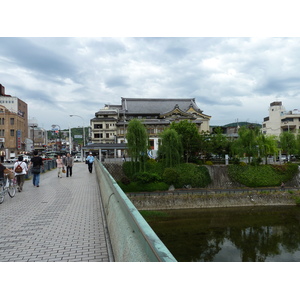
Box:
[257,134,278,164]
[158,128,182,167]
[126,119,148,172]
[231,126,261,163]
[296,133,300,156]
[210,127,230,158]
[196,131,212,160]
[279,131,297,161]
[170,120,201,162]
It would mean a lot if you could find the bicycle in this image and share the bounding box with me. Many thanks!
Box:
[0,174,16,204]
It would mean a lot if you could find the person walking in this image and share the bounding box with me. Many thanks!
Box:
[13,156,28,192]
[28,150,44,187]
[86,152,95,173]
[56,155,64,178]
[0,162,8,179]
[65,153,74,177]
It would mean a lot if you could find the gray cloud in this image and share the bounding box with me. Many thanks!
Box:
[0,38,77,79]
[1,37,300,129]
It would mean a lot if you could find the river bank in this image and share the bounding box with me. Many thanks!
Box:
[129,188,300,210]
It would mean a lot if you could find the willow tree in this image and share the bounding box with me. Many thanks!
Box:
[257,134,278,164]
[126,118,148,173]
[231,126,261,163]
[158,128,182,168]
[169,120,201,162]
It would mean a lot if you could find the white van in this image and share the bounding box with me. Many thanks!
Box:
[74,156,82,162]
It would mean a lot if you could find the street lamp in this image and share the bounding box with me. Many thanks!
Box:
[51,124,61,152]
[70,115,85,161]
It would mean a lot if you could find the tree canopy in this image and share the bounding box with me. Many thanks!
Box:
[126,119,148,172]
[169,120,201,162]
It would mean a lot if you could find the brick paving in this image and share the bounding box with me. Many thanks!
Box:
[0,162,114,262]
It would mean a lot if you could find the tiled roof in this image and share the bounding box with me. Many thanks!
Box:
[121,97,201,114]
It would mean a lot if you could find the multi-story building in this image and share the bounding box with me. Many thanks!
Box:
[262,101,300,136]
[28,118,47,152]
[90,97,211,157]
[0,84,28,160]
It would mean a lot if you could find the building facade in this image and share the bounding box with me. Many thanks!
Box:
[90,98,211,157]
[262,101,300,136]
[0,84,28,159]
[28,118,48,152]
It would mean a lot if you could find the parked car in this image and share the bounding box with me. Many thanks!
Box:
[22,155,31,163]
[74,156,82,162]
[5,157,18,163]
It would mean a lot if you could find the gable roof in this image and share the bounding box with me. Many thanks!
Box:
[121,97,203,115]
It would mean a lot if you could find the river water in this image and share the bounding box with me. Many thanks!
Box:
[142,206,300,262]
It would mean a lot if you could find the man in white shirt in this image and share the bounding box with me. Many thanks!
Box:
[14,156,28,192]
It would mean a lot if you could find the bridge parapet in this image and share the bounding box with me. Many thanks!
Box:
[94,159,177,262]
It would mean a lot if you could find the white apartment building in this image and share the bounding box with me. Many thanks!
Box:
[262,101,300,136]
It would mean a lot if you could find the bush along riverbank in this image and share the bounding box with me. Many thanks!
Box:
[116,161,300,193]
[109,160,300,208]
[129,189,300,210]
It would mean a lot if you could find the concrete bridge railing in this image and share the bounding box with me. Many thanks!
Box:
[94,159,177,262]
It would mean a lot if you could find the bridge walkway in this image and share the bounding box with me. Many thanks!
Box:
[0,162,114,262]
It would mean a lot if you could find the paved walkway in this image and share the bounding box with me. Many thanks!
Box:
[0,162,114,262]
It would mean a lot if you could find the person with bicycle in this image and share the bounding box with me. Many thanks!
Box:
[0,162,16,204]
[13,156,28,192]
[0,162,7,178]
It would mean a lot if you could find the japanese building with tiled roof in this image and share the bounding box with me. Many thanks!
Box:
[90,97,211,156]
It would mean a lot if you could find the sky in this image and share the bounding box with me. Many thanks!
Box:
[2,36,300,131]
[1,1,300,132]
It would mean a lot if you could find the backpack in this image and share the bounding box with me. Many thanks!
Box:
[15,162,23,173]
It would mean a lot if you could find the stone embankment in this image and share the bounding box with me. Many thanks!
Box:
[103,162,300,210]
[129,189,300,210]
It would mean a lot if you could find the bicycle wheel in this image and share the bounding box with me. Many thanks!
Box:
[7,180,16,198]
[0,184,5,204]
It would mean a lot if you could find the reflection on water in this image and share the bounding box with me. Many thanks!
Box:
[142,206,300,262]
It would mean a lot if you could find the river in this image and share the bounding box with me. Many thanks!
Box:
[142,205,300,262]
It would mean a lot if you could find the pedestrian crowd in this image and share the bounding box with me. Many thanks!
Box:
[0,150,94,195]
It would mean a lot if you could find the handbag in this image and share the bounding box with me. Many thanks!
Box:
[62,168,66,173]
[31,166,41,174]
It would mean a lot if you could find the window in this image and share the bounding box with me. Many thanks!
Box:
[147,128,155,134]
[106,124,109,129]
[10,118,14,125]
[10,129,14,137]
[106,133,109,138]
[94,134,100,138]
[94,124,103,129]
[0,129,4,136]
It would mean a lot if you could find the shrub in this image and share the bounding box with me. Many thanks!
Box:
[118,181,169,193]
[121,176,131,185]
[174,163,211,188]
[205,161,213,165]
[163,168,179,185]
[228,163,299,187]
[132,172,162,184]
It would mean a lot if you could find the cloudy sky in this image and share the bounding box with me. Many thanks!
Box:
[1,2,300,132]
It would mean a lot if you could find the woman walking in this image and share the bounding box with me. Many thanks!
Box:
[56,155,64,178]
[13,156,28,192]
